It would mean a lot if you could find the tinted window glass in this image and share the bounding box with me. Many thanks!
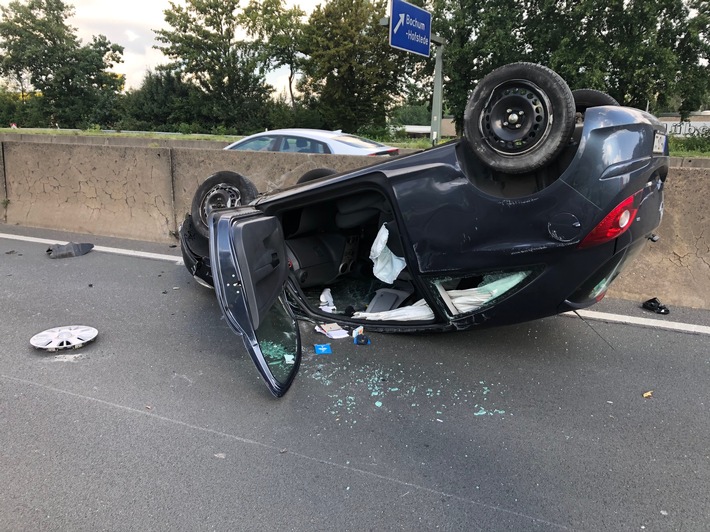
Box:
[230,136,277,151]
[283,136,329,154]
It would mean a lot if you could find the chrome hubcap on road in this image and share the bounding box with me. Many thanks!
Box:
[30,325,99,351]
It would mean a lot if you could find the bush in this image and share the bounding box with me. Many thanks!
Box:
[177,123,202,135]
[669,132,710,154]
[356,125,393,142]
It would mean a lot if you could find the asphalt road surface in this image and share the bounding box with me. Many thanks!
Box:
[1,226,709,531]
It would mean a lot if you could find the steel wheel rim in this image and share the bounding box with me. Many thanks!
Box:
[201,184,242,223]
[479,80,552,156]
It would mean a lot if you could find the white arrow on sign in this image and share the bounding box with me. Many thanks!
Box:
[393,13,405,33]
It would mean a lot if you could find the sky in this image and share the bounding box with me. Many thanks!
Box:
[0,0,320,91]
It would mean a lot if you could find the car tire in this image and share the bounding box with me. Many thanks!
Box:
[190,171,258,238]
[464,62,575,174]
[572,89,619,115]
[297,167,336,184]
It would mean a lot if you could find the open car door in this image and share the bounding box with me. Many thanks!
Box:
[210,209,301,397]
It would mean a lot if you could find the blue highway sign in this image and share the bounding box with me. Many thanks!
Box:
[389,0,431,57]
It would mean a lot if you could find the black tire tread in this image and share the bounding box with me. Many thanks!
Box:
[572,89,619,114]
[464,62,575,174]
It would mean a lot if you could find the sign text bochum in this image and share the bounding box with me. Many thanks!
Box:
[389,0,432,58]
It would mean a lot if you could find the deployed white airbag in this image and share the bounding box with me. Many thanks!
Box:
[369,223,406,284]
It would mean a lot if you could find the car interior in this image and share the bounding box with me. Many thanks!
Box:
[277,187,427,321]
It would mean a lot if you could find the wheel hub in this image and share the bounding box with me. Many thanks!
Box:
[202,184,241,222]
[480,82,551,156]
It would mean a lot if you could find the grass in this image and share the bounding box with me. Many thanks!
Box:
[668,149,710,157]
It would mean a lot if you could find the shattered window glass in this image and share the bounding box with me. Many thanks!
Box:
[255,295,298,384]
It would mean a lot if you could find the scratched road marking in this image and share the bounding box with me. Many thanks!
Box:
[0,232,183,265]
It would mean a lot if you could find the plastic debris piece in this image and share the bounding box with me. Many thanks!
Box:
[643,390,654,399]
[46,242,94,259]
[366,288,412,313]
[642,297,670,315]
[314,344,332,355]
[369,223,406,284]
[352,326,364,338]
[30,325,98,351]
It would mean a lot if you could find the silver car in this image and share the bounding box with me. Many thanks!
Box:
[224,128,399,156]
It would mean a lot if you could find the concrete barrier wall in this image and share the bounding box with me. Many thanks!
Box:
[0,141,377,243]
[1,140,708,308]
[608,168,709,309]
[2,143,176,242]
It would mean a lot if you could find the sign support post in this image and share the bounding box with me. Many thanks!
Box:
[385,0,446,145]
[430,34,445,145]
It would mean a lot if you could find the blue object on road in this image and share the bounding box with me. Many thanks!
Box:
[314,344,332,355]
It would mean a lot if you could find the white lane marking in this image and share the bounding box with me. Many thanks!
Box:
[0,232,183,265]
[563,309,710,336]
[3,232,708,336]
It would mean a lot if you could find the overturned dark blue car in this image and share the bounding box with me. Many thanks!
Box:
[180,63,669,396]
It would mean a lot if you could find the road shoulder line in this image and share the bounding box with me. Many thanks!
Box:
[0,232,183,265]
[563,309,710,336]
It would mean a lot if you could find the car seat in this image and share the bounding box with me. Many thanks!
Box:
[296,138,310,153]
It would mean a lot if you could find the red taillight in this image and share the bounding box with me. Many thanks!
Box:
[578,191,641,249]
[369,148,399,156]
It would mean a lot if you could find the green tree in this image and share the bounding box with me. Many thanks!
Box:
[391,104,430,126]
[241,0,305,106]
[154,0,271,133]
[432,0,526,134]
[0,84,21,126]
[299,0,406,132]
[433,0,710,130]
[118,70,206,132]
[550,0,710,117]
[675,0,710,117]
[0,0,124,128]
